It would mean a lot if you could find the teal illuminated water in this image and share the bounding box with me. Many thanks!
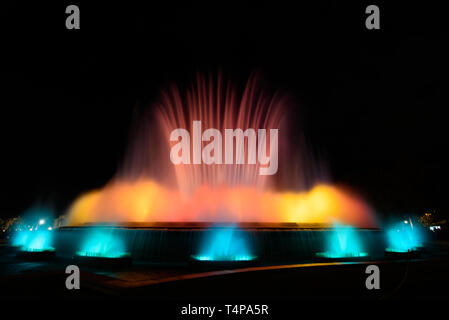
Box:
[386,220,423,253]
[77,228,129,258]
[317,223,367,258]
[12,230,54,252]
[192,226,256,261]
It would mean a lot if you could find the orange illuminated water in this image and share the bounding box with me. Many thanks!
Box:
[66,74,377,228]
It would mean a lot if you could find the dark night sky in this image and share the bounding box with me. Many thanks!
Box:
[0,1,448,219]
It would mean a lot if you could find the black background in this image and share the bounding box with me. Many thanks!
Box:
[0,1,447,220]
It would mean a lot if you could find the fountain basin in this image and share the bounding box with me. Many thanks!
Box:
[54,223,385,264]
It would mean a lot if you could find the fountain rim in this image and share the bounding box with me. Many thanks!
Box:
[59,222,380,231]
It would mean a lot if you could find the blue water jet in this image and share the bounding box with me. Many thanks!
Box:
[192,226,255,261]
[386,220,423,253]
[12,230,54,252]
[11,230,31,247]
[316,223,367,258]
[76,228,129,258]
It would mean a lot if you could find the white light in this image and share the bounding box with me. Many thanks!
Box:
[47,227,52,231]
[404,220,408,224]
[430,225,441,232]
[39,219,45,225]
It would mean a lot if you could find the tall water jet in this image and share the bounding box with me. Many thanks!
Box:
[65,74,377,227]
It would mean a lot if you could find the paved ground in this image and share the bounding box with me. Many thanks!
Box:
[1,240,449,301]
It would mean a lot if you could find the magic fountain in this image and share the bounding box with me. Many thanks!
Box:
[53,74,385,264]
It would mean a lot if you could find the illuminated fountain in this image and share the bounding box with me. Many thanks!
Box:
[54,74,381,264]
[11,230,31,248]
[8,207,56,259]
[14,230,55,260]
[190,225,256,267]
[385,219,424,258]
[315,223,368,261]
[73,228,131,266]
